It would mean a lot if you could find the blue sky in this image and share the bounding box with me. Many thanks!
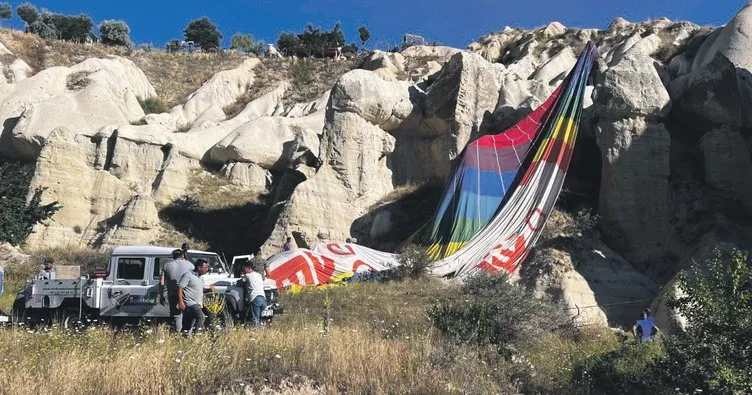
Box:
[2,0,745,49]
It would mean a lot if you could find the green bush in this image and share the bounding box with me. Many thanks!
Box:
[572,247,752,394]
[386,244,431,280]
[0,161,60,245]
[429,272,569,352]
[656,248,752,394]
[571,341,666,394]
[99,19,131,47]
[16,2,38,24]
[138,96,169,114]
[183,17,222,51]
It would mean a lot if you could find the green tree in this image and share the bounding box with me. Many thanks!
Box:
[230,33,252,51]
[183,17,222,51]
[0,161,60,245]
[230,32,263,54]
[277,31,299,55]
[99,19,131,47]
[657,248,752,393]
[16,2,38,24]
[358,25,371,50]
[0,3,12,20]
[165,39,180,52]
[27,19,56,39]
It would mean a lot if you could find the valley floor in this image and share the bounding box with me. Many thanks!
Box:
[0,278,621,395]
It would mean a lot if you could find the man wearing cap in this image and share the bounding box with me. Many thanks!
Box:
[37,258,56,280]
[159,249,194,333]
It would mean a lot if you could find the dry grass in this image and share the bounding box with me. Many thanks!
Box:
[151,223,210,252]
[0,29,126,74]
[129,51,248,108]
[182,168,263,211]
[0,274,624,394]
[223,57,356,118]
[0,246,111,312]
[65,70,91,90]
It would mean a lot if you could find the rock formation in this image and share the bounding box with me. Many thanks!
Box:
[0,2,750,328]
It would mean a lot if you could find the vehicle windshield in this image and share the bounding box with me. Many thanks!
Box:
[186,253,227,274]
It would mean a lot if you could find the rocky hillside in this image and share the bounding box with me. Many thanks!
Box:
[1,2,751,328]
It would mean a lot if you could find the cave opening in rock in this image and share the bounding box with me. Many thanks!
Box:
[559,128,602,212]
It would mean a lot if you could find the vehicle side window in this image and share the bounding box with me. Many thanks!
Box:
[116,258,146,280]
[153,257,169,280]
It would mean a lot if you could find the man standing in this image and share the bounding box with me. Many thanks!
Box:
[159,249,193,333]
[178,259,213,336]
[250,249,268,277]
[37,258,56,280]
[241,261,267,327]
[633,311,660,342]
[282,237,293,252]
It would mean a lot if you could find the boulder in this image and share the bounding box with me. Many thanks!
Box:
[0,57,155,160]
[594,52,671,118]
[262,109,396,255]
[400,45,460,63]
[100,194,160,246]
[24,129,133,248]
[145,58,260,131]
[361,50,405,79]
[699,127,752,213]
[670,53,745,130]
[423,51,502,152]
[220,162,270,193]
[692,1,752,71]
[209,114,321,170]
[530,46,577,86]
[328,69,413,128]
[596,117,673,262]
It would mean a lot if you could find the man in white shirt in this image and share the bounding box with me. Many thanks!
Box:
[37,258,56,280]
[241,261,266,327]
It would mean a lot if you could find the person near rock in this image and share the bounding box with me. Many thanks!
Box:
[36,257,56,280]
[632,311,660,342]
[643,308,656,324]
[181,242,190,259]
[159,249,194,333]
[178,258,214,336]
[241,260,267,327]
[283,237,293,252]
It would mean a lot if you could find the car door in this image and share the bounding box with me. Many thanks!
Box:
[143,256,171,317]
[100,256,149,317]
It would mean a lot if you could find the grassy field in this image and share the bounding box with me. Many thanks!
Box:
[0,275,622,394]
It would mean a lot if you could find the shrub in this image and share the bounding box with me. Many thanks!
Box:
[0,3,11,20]
[277,31,299,56]
[386,244,431,280]
[16,2,38,24]
[27,19,57,39]
[429,271,569,353]
[290,58,315,89]
[571,341,666,394]
[138,96,169,114]
[66,70,90,90]
[0,161,60,245]
[184,17,222,51]
[230,33,263,54]
[358,26,371,50]
[99,19,131,47]
[656,248,752,393]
